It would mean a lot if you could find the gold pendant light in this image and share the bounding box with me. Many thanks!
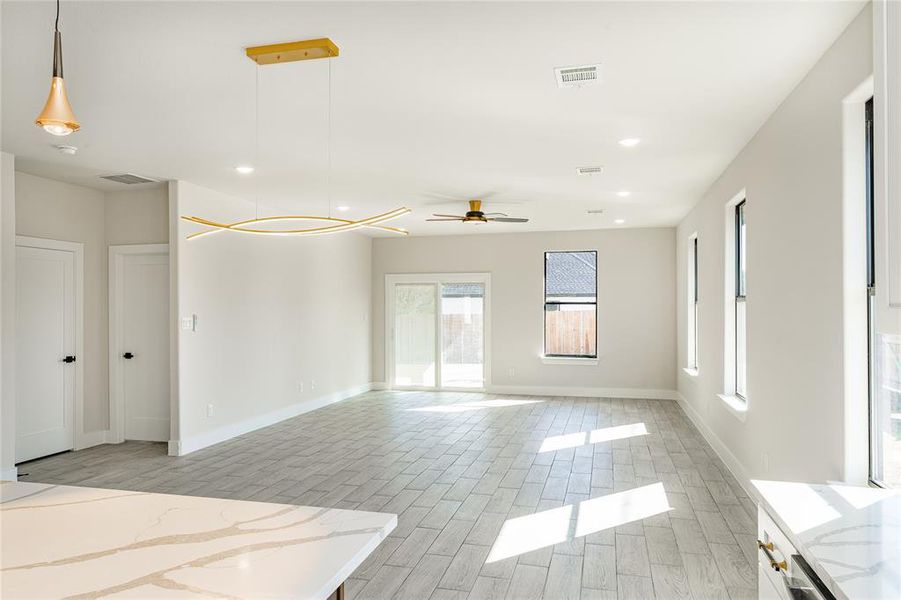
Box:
[183,209,411,241]
[183,38,410,239]
[35,0,80,136]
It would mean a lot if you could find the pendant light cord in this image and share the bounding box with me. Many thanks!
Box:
[255,64,260,221]
[327,56,332,219]
[55,0,60,32]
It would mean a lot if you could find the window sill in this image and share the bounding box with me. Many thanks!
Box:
[541,356,599,366]
[682,367,699,377]
[717,393,748,422]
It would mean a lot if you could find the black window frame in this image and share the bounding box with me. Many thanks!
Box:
[691,236,699,369]
[543,250,598,359]
[735,200,747,399]
[865,97,883,487]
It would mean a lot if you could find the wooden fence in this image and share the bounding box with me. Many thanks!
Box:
[545,310,596,356]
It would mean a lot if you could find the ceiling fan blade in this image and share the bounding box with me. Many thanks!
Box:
[488,217,530,223]
[426,218,464,222]
[431,214,466,218]
[483,212,509,217]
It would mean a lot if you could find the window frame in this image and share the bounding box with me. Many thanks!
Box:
[864,97,885,487]
[734,200,747,400]
[691,235,700,370]
[543,250,598,359]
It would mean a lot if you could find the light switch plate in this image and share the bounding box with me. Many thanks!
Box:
[181,315,197,332]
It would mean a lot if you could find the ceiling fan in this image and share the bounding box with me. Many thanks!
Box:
[427,200,529,224]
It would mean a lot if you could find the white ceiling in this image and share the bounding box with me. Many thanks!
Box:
[1,1,864,236]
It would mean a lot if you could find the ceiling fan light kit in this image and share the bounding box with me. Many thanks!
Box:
[428,199,529,224]
[35,0,80,136]
[184,37,410,240]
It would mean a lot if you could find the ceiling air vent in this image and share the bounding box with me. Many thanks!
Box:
[100,173,158,185]
[576,166,603,176]
[555,64,602,89]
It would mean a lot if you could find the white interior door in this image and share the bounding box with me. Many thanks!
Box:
[120,252,170,441]
[16,245,75,463]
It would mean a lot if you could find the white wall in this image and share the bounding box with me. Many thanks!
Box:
[1,152,16,479]
[171,181,372,454]
[675,5,873,485]
[13,174,168,438]
[106,187,169,246]
[372,228,676,397]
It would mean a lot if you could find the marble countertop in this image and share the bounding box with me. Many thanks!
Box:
[753,480,900,600]
[0,481,396,599]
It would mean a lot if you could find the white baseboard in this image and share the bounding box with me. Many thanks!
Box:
[75,429,109,451]
[674,391,757,501]
[174,383,374,456]
[1,466,18,481]
[369,382,679,400]
[487,385,681,401]
[167,440,181,456]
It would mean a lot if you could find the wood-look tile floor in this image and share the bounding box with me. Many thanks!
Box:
[18,391,759,599]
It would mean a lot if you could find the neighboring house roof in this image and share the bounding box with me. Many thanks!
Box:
[546,251,596,297]
[442,283,484,298]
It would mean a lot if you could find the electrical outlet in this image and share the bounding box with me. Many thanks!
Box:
[298,382,304,393]
[311,380,317,391]
[206,403,214,418]
[509,367,515,379]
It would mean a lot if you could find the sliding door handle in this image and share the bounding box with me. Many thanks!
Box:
[123,352,135,359]
[61,355,76,364]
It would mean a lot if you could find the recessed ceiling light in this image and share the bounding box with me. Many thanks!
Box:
[616,190,631,197]
[618,138,641,147]
[336,206,350,212]
[614,219,626,225]
[235,165,255,174]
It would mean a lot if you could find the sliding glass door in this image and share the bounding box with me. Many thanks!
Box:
[441,283,485,388]
[387,274,489,391]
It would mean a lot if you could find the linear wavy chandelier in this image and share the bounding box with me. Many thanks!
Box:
[182,39,410,239]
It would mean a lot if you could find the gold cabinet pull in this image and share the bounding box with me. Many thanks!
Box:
[757,540,787,572]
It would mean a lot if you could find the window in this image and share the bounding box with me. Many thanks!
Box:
[544,251,597,358]
[865,97,899,488]
[687,235,699,370]
[735,200,748,399]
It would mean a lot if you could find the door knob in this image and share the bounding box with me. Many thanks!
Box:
[123,352,135,359]
[61,355,76,363]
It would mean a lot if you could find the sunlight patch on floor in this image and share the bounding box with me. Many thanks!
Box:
[538,422,649,453]
[486,482,671,563]
[409,399,543,413]
[575,482,670,537]
[486,504,573,563]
